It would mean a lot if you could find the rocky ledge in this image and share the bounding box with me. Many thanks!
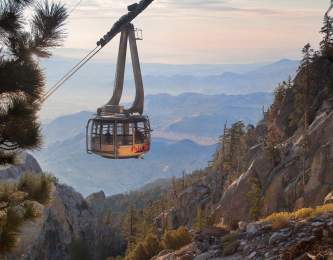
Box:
[155,211,333,260]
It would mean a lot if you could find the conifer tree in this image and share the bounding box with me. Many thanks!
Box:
[0,0,68,164]
[246,175,261,220]
[230,121,246,176]
[194,207,208,231]
[290,44,314,131]
[320,15,333,56]
[122,206,139,251]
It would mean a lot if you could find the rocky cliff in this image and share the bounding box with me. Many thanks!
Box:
[0,153,109,260]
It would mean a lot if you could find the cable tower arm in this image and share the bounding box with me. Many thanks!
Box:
[39,0,155,103]
[97,0,154,47]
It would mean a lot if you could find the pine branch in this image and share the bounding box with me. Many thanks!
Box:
[30,1,68,57]
[0,0,25,37]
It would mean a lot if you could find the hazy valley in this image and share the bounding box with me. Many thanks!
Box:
[36,92,272,195]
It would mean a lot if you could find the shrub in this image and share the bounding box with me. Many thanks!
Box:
[127,243,148,260]
[291,208,314,220]
[163,226,192,250]
[220,232,240,256]
[261,212,291,230]
[261,204,333,231]
[0,173,55,254]
[18,173,54,205]
[311,204,333,218]
[143,234,162,259]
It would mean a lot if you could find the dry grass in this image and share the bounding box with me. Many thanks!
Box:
[261,212,290,229]
[261,203,333,230]
[291,208,314,220]
[311,204,333,218]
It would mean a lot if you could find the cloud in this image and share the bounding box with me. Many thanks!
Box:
[62,0,323,26]
[64,0,294,19]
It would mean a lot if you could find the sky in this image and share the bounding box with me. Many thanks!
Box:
[53,0,332,64]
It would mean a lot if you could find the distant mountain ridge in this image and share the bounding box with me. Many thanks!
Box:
[40,58,296,120]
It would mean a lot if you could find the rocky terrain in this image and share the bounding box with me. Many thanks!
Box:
[0,153,116,260]
[154,209,333,260]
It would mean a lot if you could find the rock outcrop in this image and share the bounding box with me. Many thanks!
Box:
[154,211,333,259]
[215,106,333,227]
[0,153,107,260]
[0,153,42,180]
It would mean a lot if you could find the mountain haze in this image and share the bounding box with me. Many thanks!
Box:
[40,59,296,120]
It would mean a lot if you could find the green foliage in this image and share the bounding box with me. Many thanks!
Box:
[0,0,68,164]
[18,173,54,205]
[221,233,240,256]
[125,233,162,260]
[295,44,314,129]
[246,176,262,221]
[326,79,333,96]
[143,234,162,259]
[126,243,148,260]
[122,206,139,248]
[230,122,246,170]
[0,172,55,254]
[194,207,208,231]
[163,226,192,250]
[320,15,333,57]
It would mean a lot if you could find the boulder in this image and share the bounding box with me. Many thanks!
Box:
[269,232,288,245]
[246,222,262,235]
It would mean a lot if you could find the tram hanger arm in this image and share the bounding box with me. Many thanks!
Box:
[97,0,154,47]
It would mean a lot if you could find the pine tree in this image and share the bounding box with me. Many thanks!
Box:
[230,121,246,177]
[246,175,262,221]
[320,15,333,56]
[290,44,314,131]
[0,0,68,164]
[171,176,178,201]
[194,207,208,231]
[122,206,139,251]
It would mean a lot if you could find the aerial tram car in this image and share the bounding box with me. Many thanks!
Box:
[85,2,153,159]
[86,22,151,159]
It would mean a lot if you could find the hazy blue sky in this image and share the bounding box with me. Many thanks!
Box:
[55,0,330,64]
